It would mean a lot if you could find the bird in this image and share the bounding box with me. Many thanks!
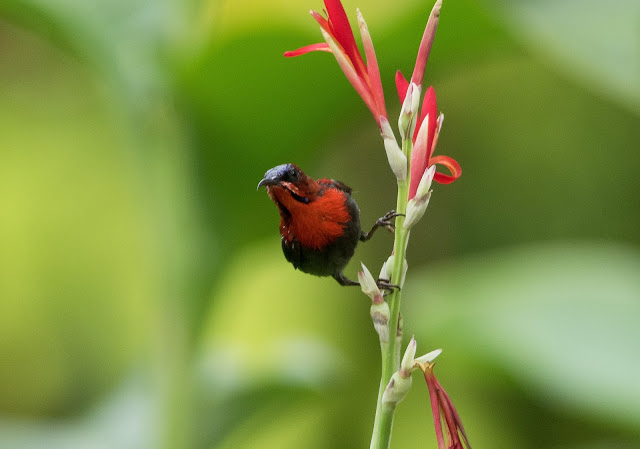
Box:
[258,163,400,289]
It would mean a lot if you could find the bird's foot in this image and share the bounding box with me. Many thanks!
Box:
[377,210,405,233]
[361,210,405,241]
[376,277,400,292]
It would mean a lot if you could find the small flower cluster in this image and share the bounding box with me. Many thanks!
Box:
[358,267,471,448]
[285,0,461,213]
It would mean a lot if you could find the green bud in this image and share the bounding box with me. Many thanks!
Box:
[382,371,412,406]
[400,336,417,377]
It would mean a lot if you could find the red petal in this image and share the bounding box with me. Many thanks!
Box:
[324,0,366,78]
[320,26,379,124]
[311,10,332,34]
[395,70,409,103]
[424,370,446,449]
[430,155,461,184]
[284,42,331,57]
[417,86,438,156]
[409,113,433,200]
[434,378,471,448]
[359,12,386,121]
[437,388,463,448]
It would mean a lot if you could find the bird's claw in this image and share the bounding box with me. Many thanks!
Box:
[377,210,405,233]
[376,278,400,292]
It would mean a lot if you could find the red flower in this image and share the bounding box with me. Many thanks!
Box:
[396,77,461,199]
[284,0,387,128]
[286,0,460,196]
[396,0,460,197]
[420,362,471,449]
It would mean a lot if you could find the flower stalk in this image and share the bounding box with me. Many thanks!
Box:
[370,105,414,449]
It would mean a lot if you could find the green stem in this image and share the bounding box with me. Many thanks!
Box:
[370,401,397,449]
[370,136,413,449]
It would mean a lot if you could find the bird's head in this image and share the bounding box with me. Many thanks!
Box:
[257,163,316,206]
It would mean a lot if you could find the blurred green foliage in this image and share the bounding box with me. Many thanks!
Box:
[1,0,639,448]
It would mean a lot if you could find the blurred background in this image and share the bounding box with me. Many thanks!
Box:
[1,0,639,447]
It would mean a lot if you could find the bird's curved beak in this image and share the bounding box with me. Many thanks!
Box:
[257,176,279,190]
[258,164,293,190]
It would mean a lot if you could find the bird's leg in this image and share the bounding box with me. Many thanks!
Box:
[360,210,405,242]
[333,272,400,292]
[333,272,360,287]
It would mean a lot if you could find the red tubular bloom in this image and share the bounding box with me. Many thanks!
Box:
[284,0,387,128]
[397,72,461,198]
[422,363,471,449]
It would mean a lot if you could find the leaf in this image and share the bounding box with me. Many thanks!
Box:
[0,0,186,107]
[485,0,640,114]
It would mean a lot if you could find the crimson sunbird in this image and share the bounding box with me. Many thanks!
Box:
[258,163,399,289]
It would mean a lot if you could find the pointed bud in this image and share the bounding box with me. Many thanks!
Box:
[382,338,419,405]
[410,83,421,116]
[414,348,442,366]
[370,300,391,343]
[379,254,395,282]
[410,0,442,88]
[398,83,414,137]
[400,336,417,377]
[404,191,432,230]
[398,83,421,139]
[417,165,436,199]
[380,117,407,180]
[379,260,388,282]
[358,262,383,304]
[405,164,436,229]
